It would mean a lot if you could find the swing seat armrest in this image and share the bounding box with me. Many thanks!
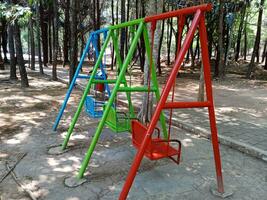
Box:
[151,127,161,139]
[116,112,128,119]
[153,139,182,164]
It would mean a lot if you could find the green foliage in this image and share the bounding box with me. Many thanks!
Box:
[0,2,31,25]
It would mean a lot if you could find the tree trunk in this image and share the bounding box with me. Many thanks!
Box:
[194,33,200,60]
[0,36,4,70]
[138,1,146,72]
[120,0,126,60]
[111,0,115,70]
[1,19,8,63]
[167,15,173,65]
[157,18,165,75]
[246,0,265,78]
[243,11,248,60]
[29,16,35,70]
[14,21,29,87]
[52,0,59,81]
[69,0,79,84]
[48,6,53,64]
[116,0,119,24]
[261,40,267,63]
[214,45,219,77]
[36,2,44,74]
[63,0,70,66]
[8,25,17,79]
[235,4,246,61]
[217,0,225,78]
[96,0,100,48]
[40,2,49,67]
[197,65,205,101]
[125,0,130,56]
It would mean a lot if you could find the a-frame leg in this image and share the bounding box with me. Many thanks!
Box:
[52,34,93,131]
[77,23,145,179]
[61,31,112,150]
[119,10,202,200]
[199,15,224,194]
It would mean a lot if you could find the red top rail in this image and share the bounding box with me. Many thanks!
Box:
[144,3,212,22]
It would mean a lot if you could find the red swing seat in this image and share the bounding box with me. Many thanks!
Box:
[131,120,181,164]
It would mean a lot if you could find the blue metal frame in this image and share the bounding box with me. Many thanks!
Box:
[52,28,110,131]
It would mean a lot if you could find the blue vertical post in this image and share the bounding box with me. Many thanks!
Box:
[52,34,93,131]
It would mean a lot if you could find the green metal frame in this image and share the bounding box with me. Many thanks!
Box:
[60,19,168,179]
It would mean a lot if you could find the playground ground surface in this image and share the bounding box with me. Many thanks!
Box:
[1,65,267,199]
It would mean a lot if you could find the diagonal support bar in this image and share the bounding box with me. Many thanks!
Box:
[52,33,93,131]
[199,14,224,194]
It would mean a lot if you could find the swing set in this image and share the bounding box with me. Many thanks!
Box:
[53,4,226,200]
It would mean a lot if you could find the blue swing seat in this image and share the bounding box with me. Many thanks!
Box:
[85,95,105,118]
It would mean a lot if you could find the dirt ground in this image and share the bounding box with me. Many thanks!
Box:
[1,66,267,200]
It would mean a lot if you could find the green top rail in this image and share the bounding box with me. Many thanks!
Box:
[109,18,144,30]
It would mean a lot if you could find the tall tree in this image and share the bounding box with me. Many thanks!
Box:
[29,13,35,70]
[52,0,59,80]
[262,40,267,63]
[243,10,248,60]
[8,24,17,79]
[246,0,265,78]
[1,19,8,63]
[235,3,246,61]
[217,0,225,78]
[14,20,29,87]
[36,1,43,74]
[0,35,4,70]
[157,4,165,76]
[63,0,70,66]
[0,18,4,69]
[111,0,115,70]
[40,1,49,67]
[69,0,79,83]
[120,0,126,60]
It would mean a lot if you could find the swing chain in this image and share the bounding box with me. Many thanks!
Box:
[146,20,157,124]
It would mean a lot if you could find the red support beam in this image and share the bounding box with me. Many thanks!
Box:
[199,14,224,193]
[144,4,212,22]
[163,101,211,109]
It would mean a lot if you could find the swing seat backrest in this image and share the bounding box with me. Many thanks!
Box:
[85,95,105,118]
[104,105,130,133]
[131,120,181,163]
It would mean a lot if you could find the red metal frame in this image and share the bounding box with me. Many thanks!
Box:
[119,4,224,200]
